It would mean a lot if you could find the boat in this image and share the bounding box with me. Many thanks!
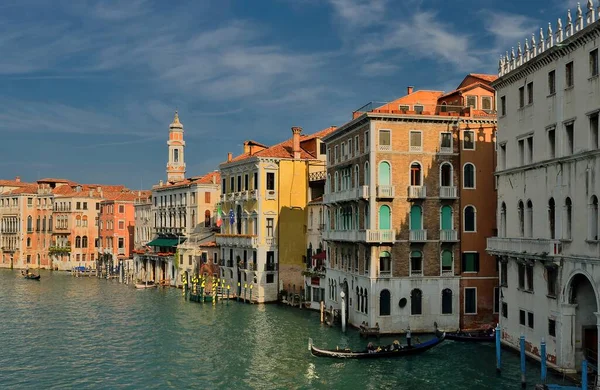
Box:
[24,274,40,280]
[308,331,446,359]
[445,329,495,342]
[135,281,157,289]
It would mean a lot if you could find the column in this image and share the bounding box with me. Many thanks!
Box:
[559,303,577,371]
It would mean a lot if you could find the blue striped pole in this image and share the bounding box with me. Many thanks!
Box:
[540,337,547,382]
[581,360,588,390]
[520,334,526,388]
[495,323,501,373]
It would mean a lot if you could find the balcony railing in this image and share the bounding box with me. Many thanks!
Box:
[409,229,427,242]
[216,234,258,248]
[378,144,391,152]
[265,237,276,246]
[378,270,391,278]
[365,229,396,243]
[322,230,360,241]
[487,237,562,256]
[439,186,457,199]
[266,190,276,200]
[408,186,426,199]
[248,189,259,200]
[440,229,458,242]
[118,248,125,255]
[439,146,453,154]
[377,185,395,198]
[323,187,360,204]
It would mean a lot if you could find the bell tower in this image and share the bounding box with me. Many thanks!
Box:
[166,110,186,183]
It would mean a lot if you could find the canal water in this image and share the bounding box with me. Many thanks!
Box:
[0,270,574,389]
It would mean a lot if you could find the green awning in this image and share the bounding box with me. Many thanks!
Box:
[146,238,180,247]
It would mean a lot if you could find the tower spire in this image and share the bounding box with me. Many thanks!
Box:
[166,110,186,182]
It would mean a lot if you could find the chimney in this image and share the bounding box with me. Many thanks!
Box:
[159,180,163,187]
[227,152,232,162]
[291,126,302,159]
[15,176,20,182]
[243,141,250,155]
[407,86,414,95]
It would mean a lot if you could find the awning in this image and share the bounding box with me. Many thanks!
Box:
[312,251,326,260]
[146,238,181,247]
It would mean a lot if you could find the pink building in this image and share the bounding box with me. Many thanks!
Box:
[98,192,139,272]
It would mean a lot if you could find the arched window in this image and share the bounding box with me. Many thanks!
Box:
[440,163,453,187]
[440,205,452,230]
[327,174,331,193]
[380,289,391,316]
[441,101,448,112]
[463,163,475,188]
[378,161,391,186]
[82,236,88,248]
[410,162,422,186]
[500,202,507,237]
[75,236,81,248]
[379,251,391,276]
[26,238,31,247]
[590,196,599,240]
[364,161,370,186]
[565,197,572,239]
[410,205,422,230]
[354,165,360,188]
[334,172,339,192]
[518,200,525,237]
[360,287,365,313]
[411,288,422,315]
[526,200,533,237]
[205,210,212,227]
[27,216,32,231]
[365,291,368,314]
[441,250,453,274]
[379,205,391,230]
[548,198,556,239]
[356,286,360,311]
[464,206,476,232]
[441,288,452,314]
[410,250,422,275]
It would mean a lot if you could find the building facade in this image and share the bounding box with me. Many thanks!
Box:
[303,196,327,310]
[216,127,335,303]
[323,77,497,333]
[488,7,600,373]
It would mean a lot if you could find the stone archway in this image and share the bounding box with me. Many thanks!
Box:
[566,272,599,370]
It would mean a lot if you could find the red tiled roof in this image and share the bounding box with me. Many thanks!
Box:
[308,195,323,205]
[37,178,73,183]
[469,73,498,83]
[155,171,220,190]
[226,126,336,164]
[0,179,30,187]
[199,241,217,247]
[438,82,495,99]
[7,184,38,195]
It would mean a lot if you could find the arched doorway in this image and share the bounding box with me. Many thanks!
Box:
[568,273,599,368]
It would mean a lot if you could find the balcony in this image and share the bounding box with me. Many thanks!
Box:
[227,193,235,201]
[376,185,395,198]
[408,186,427,199]
[409,229,427,242]
[323,188,361,204]
[487,237,562,257]
[439,186,458,199]
[378,144,391,152]
[118,247,125,255]
[439,146,453,154]
[266,190,276,200]
[322,230,360,242]
[265,237,276,246]
[359,185,369,199]
[378,270,392,278]
[216,234,258,248]
[248,189,259,201]
[440,229,458,242]
[365,229,396,243]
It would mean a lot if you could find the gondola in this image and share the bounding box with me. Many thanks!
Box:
[24,274,40,280]
[445,329,495,342]
[308,331,446,359]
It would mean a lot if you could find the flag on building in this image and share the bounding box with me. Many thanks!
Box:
[216,204,222,227]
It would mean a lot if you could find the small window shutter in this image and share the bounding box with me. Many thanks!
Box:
[461,253,467,272]
[474,252,480,272]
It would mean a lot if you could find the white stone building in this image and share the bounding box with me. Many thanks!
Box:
[488,4,600,373]
[303,196,327,310]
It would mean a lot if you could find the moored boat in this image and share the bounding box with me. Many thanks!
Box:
[135,281,157,289]
[24,274,40,280]
[445,329,495,342]
[308,331,446,359]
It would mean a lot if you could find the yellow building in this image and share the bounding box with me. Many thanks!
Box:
[216,126,335,302]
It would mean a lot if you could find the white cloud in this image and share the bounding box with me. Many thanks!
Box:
[328,0,388,27]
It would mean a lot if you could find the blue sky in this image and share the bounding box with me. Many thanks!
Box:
[0,0,579,188]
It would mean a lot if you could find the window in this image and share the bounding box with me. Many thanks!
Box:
[466,96,477,109]
[410,162,422,186]
[590,195,599,240]
[527,82,533,104]
[500,143,507,169]
[549,198,556,239]
[500,262,508,287]
[222,178,226,193]
[237,175,242,192]
[410,251,422,276]
[118,221,124,230]
[463,163,475,188]
[266,218,274,237]
[230,177,234,193]
[441,250,453,274]
[528,312,534,329]
[565,122,574,155]
[520,310,526,325]
[341,142,346,159]
[380,289,391,316]
[526,200,533,237]
[409,131,422,152]
[414,105,424,114]
[118,205,123,213]
[441,289,452,314]
[379,130,391,150]
[591,49,598,77]
[517,200,525,237]
[464,206,476,232]
[440,163,452,187]
[548,128,556,158]
[481,96,492,111]
[518,263,526,289]
[242,174,249,191]
[501,96,506,116]
[364,130,369,150]
[591,113,599,149]
[526,136,533,164]
[440,132,452,153]
[548,70,556,94]
[494,287,500,314]
[348,138,353,157]
[266,172,275,191]
[354,135,359,154]
[502,302,508,318]
[320,142,327,156]
[464,288,477,314]
[518,139,525,165]
[526,265,534,292]
[462,252,479,272]
[519,86,525,108]
[566,61,574,87]
[463,130,475,150]
[547,267,558,297]
[411,289,422,315]
[379,251,391,275]
[549,319,556,337]
[565,197,572,239]
[399,105,410,111]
